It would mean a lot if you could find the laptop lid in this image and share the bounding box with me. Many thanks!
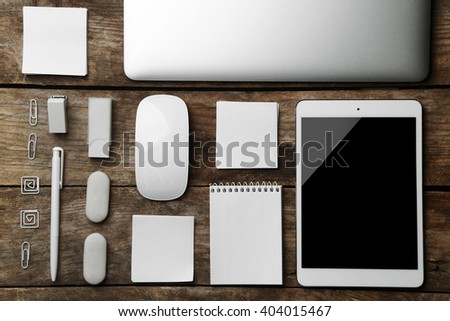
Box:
[124,0,431,82]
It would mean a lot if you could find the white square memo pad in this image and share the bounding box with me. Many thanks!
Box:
[22,7,88,76]
[131,215,195,283]
[216,101,278,169]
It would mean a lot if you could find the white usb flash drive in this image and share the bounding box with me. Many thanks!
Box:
[47,96,67,133]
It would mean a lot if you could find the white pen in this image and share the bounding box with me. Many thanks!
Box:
[51,147,64,282]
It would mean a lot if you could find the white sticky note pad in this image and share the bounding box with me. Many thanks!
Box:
[131,215,195,283]
[216,101,278,169]
[22,7,88,76]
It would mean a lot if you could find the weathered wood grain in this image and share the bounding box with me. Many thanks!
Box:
[1,286,450,301]
[1,187,449,294]
[0,0,449,88]
[1,88,450,187]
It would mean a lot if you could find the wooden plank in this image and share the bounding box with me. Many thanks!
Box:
[1,286,449,301]
[0,0,448,88]
[1,88,450,187]
[1,187,449,294]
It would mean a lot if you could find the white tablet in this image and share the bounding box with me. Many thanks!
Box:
[296,100,423,287]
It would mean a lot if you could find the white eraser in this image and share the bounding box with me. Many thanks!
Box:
[86,171,110,223]
[83,233,107,285]
[47,96,67,133]
[88,98,112,158]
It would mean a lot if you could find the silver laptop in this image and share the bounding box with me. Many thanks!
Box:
[124,0,430,82]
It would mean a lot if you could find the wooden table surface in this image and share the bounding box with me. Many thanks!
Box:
[1,0,450,301]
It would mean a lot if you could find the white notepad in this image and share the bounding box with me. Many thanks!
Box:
[131,215,195,283]
[210,182,283,285]
[216,101,278,169]
[22,7,88,76]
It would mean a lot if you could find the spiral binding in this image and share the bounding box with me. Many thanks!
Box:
[210,182,280,193]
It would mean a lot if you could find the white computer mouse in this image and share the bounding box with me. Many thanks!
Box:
[135,95,189,201]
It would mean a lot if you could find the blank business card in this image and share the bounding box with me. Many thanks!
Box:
[22,7,88,76]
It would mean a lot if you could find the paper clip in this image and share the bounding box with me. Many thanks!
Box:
[27,133,37,160]
[29,99,38,126]
[20,210,40,229]
[21,176,40,195]
[21,241,30,269]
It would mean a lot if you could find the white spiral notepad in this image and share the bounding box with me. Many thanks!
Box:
[209,182,283,285]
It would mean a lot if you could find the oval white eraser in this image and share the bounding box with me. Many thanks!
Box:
[83,233,107,285]
[86,171,110,223]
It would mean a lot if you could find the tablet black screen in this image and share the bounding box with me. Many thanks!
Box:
[301,117,418,269]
